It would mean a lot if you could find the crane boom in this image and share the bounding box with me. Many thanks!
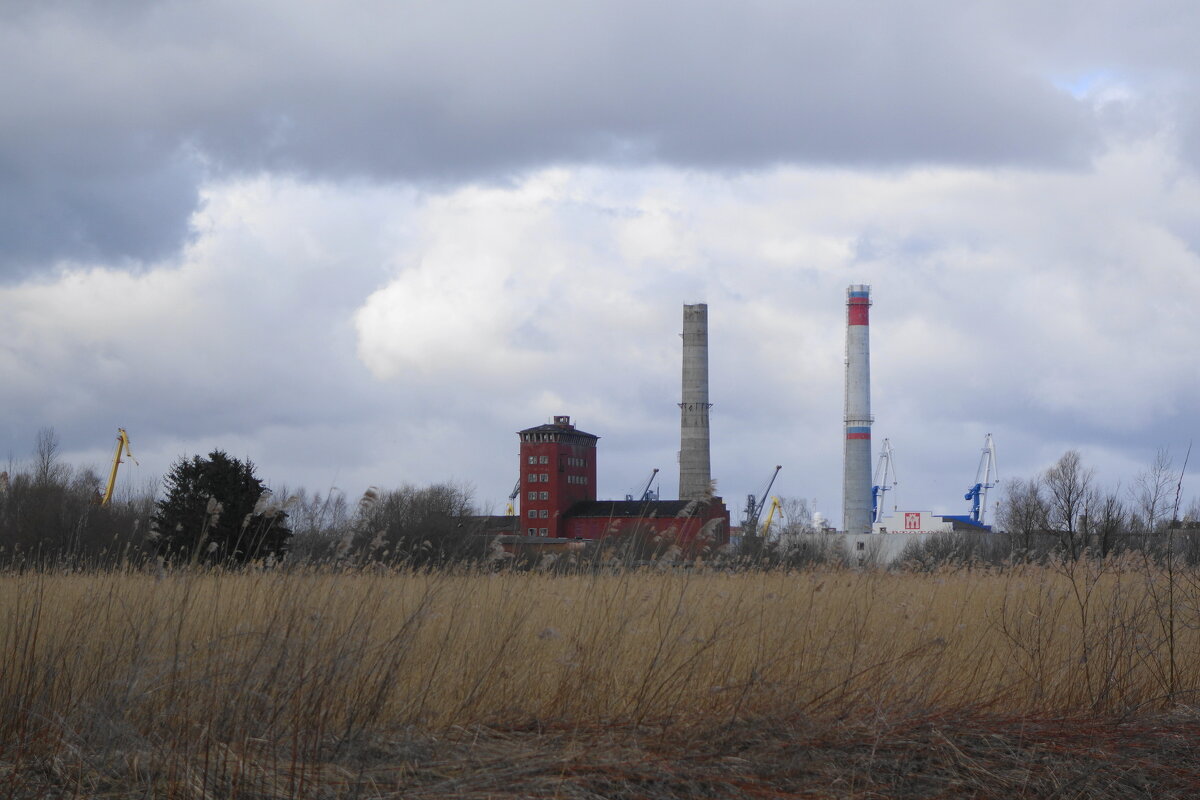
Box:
[762,495,784,538]
[871,438,897,524]
[639,468,659,501]
[964,433,998,525]
[505,479,521,516]
[101,428,136,506]
[743,465,782,537]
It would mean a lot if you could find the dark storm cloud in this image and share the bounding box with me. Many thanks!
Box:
[1,1,1100,275]
[0,142,201,278]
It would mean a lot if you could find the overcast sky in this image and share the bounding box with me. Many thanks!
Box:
[4,1,1200,526]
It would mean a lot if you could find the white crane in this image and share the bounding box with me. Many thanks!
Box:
[871,438,896,524]
[964,434,998,526]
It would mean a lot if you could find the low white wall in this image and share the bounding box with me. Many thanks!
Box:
[842,532,934,565]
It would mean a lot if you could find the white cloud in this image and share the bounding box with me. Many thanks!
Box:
[339,138,1200,515]
[4,130,1200,522]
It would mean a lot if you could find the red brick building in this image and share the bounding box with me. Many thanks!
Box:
[513,415,730,554]
[517,415,599,538]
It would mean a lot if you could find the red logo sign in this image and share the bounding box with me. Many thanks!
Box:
[904,512,921,530]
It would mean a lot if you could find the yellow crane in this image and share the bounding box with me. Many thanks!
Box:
[762,495,784,538]
[504,479,521,516]
[101,428,137,506]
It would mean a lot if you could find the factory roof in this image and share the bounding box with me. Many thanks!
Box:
[564,499,720,519]
[518,423,599,437]
[518,415,599,444]
[939,515,993,532]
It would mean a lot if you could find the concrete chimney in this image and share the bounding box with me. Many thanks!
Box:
[843,285,873,534]
[679,303,712,501]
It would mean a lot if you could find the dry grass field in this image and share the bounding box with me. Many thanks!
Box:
[4,560,1200,798]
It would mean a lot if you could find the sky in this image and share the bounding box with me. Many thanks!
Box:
[4,0,1200,527]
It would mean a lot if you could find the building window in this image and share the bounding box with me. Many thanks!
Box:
[540,473,549,482]
[528,455,537,464]
[539,491,549,500]
[528,491,537,500]
[528,528,536,535]
[539,509,548,518]
[528,510,537,518]
[528,473,537,482]
[539,528,548,535]
[856,541,865,551]
[538,455,549,464]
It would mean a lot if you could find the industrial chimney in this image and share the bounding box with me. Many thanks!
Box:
[843,285,873,534]
[679,303,712,501]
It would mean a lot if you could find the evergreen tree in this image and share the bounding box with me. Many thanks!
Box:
[152,450,290,564]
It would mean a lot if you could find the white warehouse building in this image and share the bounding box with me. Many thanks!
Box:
[843,511,993,565]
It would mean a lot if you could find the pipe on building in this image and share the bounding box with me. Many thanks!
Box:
[843,285,873,534]
[679,303,712,501]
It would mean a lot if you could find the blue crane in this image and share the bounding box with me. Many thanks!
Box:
[964,434,998,526]
[871,438,896,524]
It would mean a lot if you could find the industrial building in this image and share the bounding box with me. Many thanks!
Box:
[486,303,731,557]
[837,284,1000,564]
[474,285,997,564]
[872,510,992,536]
[511,414,729,551]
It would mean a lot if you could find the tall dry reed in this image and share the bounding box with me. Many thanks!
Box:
[1,558,1198,793]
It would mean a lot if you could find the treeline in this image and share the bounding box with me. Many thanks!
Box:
[746,449,1200,569]
[5,431,1198,571]
[0,429,485,569]
[280,482,483,565]
[990,448,1200,561]
[0,429,154,564]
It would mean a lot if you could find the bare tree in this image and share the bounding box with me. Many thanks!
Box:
[1182,496,1200,525]
[33,427,68,487]
[765,497,834,566]
[1091,488,1128,558]
[1043,450,1094,559]
[1132,448,1175,546]
[281,487,352,563]
[778,497,818,536]
[997,477,1049,556]
[351,482,479,565]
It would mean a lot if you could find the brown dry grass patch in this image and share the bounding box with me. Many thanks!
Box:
[2,559,1199,797]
